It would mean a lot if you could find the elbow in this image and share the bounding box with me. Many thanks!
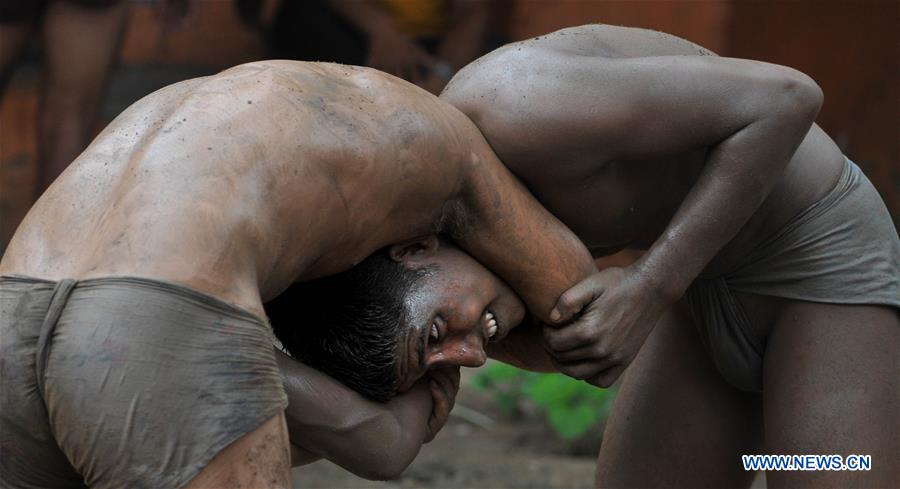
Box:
[773,69,824,125]
[336,413,423,481]
[347,450,417,481]
[362,433,422,480]
[360,462,413,481]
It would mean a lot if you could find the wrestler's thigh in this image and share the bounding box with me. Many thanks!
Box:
[185,412,292,489]
[596,300,762,488]
[764,302,899,489]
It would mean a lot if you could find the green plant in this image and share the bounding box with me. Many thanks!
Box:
[471,362,616,439]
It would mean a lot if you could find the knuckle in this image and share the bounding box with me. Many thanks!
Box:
[575,326,594,344]
[559,293,575,310]
[559,365,576,378]
[597,342,613,358]
[545,334,563,351]
[562,366,587,381]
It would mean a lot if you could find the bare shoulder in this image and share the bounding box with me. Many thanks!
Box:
[531,24,718,58]
[442,24,716,118]
[443,24,823,186]
[440,30,620,176]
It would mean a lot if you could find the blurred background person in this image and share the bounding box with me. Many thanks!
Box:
[238,0,493,94]
[0,0,130,199]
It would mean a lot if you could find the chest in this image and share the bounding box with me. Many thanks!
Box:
[521,151,706,254]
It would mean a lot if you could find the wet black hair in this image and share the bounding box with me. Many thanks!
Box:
[265,249,434,402]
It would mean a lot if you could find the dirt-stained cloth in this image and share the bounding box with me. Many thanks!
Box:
[0,275,287,489]
[687,158,900,392]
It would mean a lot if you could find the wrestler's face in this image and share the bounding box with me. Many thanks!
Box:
[390,236,526,392]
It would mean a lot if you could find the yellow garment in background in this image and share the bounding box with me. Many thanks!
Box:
[378,0,449,39]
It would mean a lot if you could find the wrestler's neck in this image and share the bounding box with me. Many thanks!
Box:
[255,161,478,304]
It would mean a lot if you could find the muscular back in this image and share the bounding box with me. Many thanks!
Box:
[443,25,845,267]
[1,61,479,313]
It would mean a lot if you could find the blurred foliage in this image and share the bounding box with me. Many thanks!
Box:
[471,362,616,439]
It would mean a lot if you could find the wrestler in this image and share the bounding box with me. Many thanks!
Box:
[272,25,899,488]
[0,61,600,488]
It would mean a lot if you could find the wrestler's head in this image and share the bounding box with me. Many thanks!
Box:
[267,235,525,401]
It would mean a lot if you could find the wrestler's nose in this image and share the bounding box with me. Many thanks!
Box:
[443,333,487,368]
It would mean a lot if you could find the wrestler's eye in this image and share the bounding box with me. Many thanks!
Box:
[430,322,440,343]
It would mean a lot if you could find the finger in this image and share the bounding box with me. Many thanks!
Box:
[449,368,460,391]
[430,374,453,411]
[426,379,449,442]
[442,373,460,406]
[557,360,608,381]
[550,343,606,363]
[542,321,600,352]
[433,367,460,402]
[550,275,604,323]
[586,364,627,389]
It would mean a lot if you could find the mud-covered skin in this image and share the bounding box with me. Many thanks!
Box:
[0,61,599,486]
[0,61,594,319]
[273,27,895,487]
[441,23,833,382]
[442,25,843,274]
[1,62,461,315]
[441,26,898,489]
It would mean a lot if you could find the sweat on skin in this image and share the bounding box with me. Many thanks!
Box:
[0,60,600,488]
[274,24,899,489]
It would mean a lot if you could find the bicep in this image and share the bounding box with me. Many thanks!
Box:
[471,52,815,165]
[574,55,805,159]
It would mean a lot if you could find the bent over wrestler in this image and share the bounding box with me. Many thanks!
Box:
[0,61,601,488]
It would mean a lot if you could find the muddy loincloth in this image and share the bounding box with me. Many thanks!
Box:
[686,158,900,392]
[0,276,287,489]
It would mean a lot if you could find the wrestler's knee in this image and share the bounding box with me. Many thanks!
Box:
[184,412,292,489]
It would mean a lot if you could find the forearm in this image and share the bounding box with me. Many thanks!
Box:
[290,444,322,467]
[277,350,430,479]
[450,146,597,322]
[639,76,823,297]
[487,315,557,372]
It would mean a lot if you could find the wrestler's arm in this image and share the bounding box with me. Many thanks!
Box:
[582,55,822,299]
[514,53,820,385]
[445,126,598,322]
[486,314,558,372]
[276,350,452,480]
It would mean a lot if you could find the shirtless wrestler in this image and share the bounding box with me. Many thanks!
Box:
[0,60,601,488]
[271,25,899,488]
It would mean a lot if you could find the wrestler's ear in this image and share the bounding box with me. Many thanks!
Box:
[388,235,440,263]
